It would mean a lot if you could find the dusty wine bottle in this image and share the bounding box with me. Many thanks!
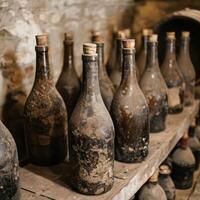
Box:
[177,31,196,106]
[24,35,68,165]
[109,31,126,89]
[0,121,20,200]
[69,43,114,194]
[111,39,149,162]
[138,169,167,200]
[188,120,200,170]
[92,32,115,111]
[140,34,168,133]
[158,165,176,200]
[161,32,185,114]
[171,133,195,189]
[137,28,153,78]
[56,33,80,118]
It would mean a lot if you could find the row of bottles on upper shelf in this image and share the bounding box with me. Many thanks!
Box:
[0,26,197,199]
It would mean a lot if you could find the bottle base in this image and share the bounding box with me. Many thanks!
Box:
[168,106,183,114]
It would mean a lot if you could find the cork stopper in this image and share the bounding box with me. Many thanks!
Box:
[149,169,159,183]
[149,34,158,42]
[83,43,96,55]
[116,31,126,39]
[122,39,135,49]
[123,29,131,38]
[182,31,190,38]
[143,28,153,36]
[91,32,103,43]
[159,165,171,175]
[35,35,48,46]
[167,32,175,39]
[64,32,73,41]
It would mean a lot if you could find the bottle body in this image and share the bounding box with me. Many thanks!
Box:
[69,50,114,194]
[56,37,80,117]
[0,121,20,200]
[138,182,167,200]
[111,45,149,163]
[161,35,184,114]
[171,147,195,189]
[24,44,68,165]
[140,39,168,133]
[177,33,196,106]
[158,174,176,200]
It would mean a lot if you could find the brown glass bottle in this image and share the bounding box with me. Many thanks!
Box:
[69,43,114,195]
[158,165,176,200]
[109,31,125,89]
[177,31,196,106]
[138,170,167,200]
[137,29,153,78]
[92,33,115,111]
[171,133,195,189]
[0,121,20,200]
[140,34,168,133]
[161,32,185,114]
[24,35,68,166]
[111,39,149,163]
[56,33,80,118]
[188,123,200,170]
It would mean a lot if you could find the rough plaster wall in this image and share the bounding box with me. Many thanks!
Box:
[0,0,135,111]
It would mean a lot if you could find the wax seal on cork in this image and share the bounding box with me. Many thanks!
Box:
[159,165,171,175]
[116,31,126,39]
[35,35,48,46]
[143,28,153,36]
[64,32,73,41]
[182,31,190,38]
[83,43,97,55]
[167,32,175,39]
[149,34,158,42]
[149,169,159,182]
[91,31,103,43]
[122,39,135,49]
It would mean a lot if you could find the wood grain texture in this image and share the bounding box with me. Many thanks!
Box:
[20,101,199,200]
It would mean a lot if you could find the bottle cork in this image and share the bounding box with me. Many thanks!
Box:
[149,34,158,42]
[35,35,48,46]
[83,43,97,55]
[91,32,103,43]
[123,29,131,38]
[122,39,135,49]
[167,32,175,39]
[149,169,159,183]
[64,32,73,41]
[116,31,126,39]
[159,165,171,175]
[143,28,153,36]
[182,31,190,38]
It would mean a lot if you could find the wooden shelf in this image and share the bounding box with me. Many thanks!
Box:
[20,101,199,200]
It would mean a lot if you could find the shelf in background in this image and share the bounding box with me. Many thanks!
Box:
[20,100,199,200]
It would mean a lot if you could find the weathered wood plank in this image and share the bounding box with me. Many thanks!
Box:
[21,189,50,200]
[188,170,200,200]
[20,101,199,200]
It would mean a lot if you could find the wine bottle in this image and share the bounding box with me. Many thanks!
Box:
[140,34,168,133]
[161,32,185,114]
[92,32,115,111]
[69,43,114,194]
[56,33,80,118]
[24,35,68,165]
[111,39,149,162]
[177,31,196,106]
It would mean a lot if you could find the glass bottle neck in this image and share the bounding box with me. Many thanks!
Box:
[35,46,51,82]
[146,42,159,67]
[82,55,101,99]
[142,35,148,53]
[165,39,176,60]
[180,38,190,57]
[96,43,106,78]
[116,38,123,69]
[63,40,74,70]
